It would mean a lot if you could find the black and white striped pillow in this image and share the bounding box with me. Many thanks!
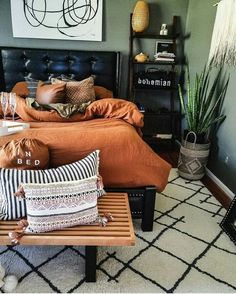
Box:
[0,150,104,220]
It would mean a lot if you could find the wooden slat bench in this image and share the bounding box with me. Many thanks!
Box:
[0,192,135,282]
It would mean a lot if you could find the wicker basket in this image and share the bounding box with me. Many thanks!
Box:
[132,1,149,33]
[178,132,210,180]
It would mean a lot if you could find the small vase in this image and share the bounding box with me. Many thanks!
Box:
[132,0,149,33]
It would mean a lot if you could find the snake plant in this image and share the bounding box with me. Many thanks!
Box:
[178,65,229,142]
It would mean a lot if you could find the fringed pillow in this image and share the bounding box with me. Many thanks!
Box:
[22,177,99,233]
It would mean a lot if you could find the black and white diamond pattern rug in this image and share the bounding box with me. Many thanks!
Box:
[1,169,236,293]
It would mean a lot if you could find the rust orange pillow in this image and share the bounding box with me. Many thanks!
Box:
[0,138,50,170]
[36,81,65,104]
[11,81,29,97]
[94,86,113,99]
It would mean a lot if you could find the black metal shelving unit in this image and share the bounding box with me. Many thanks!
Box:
[128,14,182,149]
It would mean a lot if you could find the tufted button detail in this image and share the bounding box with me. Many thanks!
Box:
[68,59,74,64]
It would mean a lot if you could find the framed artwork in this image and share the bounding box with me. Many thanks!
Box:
[220,196,236,245]
[10,0,103,41]
[155,41,174,54]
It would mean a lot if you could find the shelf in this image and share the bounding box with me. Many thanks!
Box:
[129,14,182,150]
[132,33,178,40]
[145,135,173,140]
[133,61,176,65]
[144,111,180,117]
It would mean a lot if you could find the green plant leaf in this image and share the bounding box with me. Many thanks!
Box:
[180,63,229,138]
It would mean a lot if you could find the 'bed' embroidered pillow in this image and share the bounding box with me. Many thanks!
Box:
[23,177,99,233]
[0,150,104,220]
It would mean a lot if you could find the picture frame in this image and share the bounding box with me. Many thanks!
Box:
[10,0,103,41]
[220,196,236,245]
[155,40,174,54]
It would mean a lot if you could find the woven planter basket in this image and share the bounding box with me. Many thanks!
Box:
[178,132,210,180]
[132,0,149,33]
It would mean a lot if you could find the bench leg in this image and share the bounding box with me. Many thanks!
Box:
[85,246,97,282]
[141,187,156,232]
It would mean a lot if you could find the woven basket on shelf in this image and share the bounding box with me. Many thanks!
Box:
[178,132,210,180]
[132,0,149,33]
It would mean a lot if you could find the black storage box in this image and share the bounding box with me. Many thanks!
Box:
[134,69,174,89]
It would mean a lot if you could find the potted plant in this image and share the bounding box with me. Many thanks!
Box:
[177,65,229,180]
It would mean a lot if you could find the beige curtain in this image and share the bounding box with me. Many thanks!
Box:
[209,0,236,66]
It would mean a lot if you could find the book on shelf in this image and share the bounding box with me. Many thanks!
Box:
[155,52,175,58]
[154,57,175,62]
[153,133,173,139]
[154,52,175,62]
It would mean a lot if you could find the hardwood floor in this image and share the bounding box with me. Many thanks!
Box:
[157,149,232,209]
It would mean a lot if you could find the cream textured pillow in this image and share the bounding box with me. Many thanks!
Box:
[52,77,95,105]
[23,177,99,233]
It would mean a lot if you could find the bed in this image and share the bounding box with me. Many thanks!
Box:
[0,47,171,231]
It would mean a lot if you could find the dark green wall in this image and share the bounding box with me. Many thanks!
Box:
[185,0,236,196]
[0,0,189,97]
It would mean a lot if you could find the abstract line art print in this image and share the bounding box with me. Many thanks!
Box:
[10,0,103,41]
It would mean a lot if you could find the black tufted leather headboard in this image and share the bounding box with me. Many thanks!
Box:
[0,47,120,97]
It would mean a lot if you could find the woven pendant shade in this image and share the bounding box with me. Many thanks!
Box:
[132,0,149,33]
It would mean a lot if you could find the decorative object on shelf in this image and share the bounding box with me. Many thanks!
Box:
[132,0,149,33]
[155,41,174,54]
[220,196,236,245]
[209,0,236,66]
[134,69,174,89]
[178,65,229,180]
[134,52,148,63]
[160,24,168,35]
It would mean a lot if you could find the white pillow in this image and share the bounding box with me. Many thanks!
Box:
[23,177,99,233]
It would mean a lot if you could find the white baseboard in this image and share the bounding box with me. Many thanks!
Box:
[206,168,235,199]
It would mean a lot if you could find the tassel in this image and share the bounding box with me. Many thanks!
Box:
[17,219,28,230]
[97,212,114,227]
[103,212,114,221]
[8,219,29,245]
[97,174,104,190]
[8,231,25,245]
[14,185,25,198]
